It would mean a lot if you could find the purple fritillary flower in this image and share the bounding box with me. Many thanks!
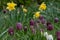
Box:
[54,17,59,23]
[16,22,23,30]
[46,21,51,26]
[57,36,60,40]
[40,19,46,24]
[8,27,14,35]
[30,19,35,26]
[56,31,60,37]
[47,24,54,31]
[39,15,44,20]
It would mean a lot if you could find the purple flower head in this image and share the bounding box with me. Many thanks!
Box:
[54,17,59,23]
[30,19,35,26]
[57,36,60,40]
[8,27,14,35]
[39,15,44,20]
[46,21,51,26]
[47,24,54,31]
[16,22,23,30]
[41,19,46,24]
[56,31,60,37]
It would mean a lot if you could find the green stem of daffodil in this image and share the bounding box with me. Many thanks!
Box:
[9,11,13,26]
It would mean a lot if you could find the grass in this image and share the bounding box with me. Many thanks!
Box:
[0,1,60,40]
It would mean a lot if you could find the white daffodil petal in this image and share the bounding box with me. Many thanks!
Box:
[47,35,53,40]
[44,32,48,37]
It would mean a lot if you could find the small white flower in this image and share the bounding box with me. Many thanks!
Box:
[47,35,53,40]
[44,32,48,37]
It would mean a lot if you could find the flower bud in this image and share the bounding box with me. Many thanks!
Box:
[56,31,60,37]
[16,22,23,30]
[8,27,14,35]
[41,19,46,24]
[57,36,60,40]
[39,15,44,20]
[54,17,59,23]
[30,19,35,26]
[47,24,53,31]
[46,21,51,26]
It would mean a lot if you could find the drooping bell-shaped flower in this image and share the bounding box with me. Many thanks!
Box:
[56,30,60,40]
[40,19,46,24]
[47,24,54,31]
[8,27,14,35]
[30,19,35,26]
[56,31,60,36]
[57,36,60,40]
[16,22,23,30]
[54,17,59,23]
[39,15,46,24]
[39,15,44,20]
[46,21,51,26]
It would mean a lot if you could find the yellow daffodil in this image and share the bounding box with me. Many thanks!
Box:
[23,8,27,13]
[34,12,40,18]
[39,2,46,10]
[6,2,17,11]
